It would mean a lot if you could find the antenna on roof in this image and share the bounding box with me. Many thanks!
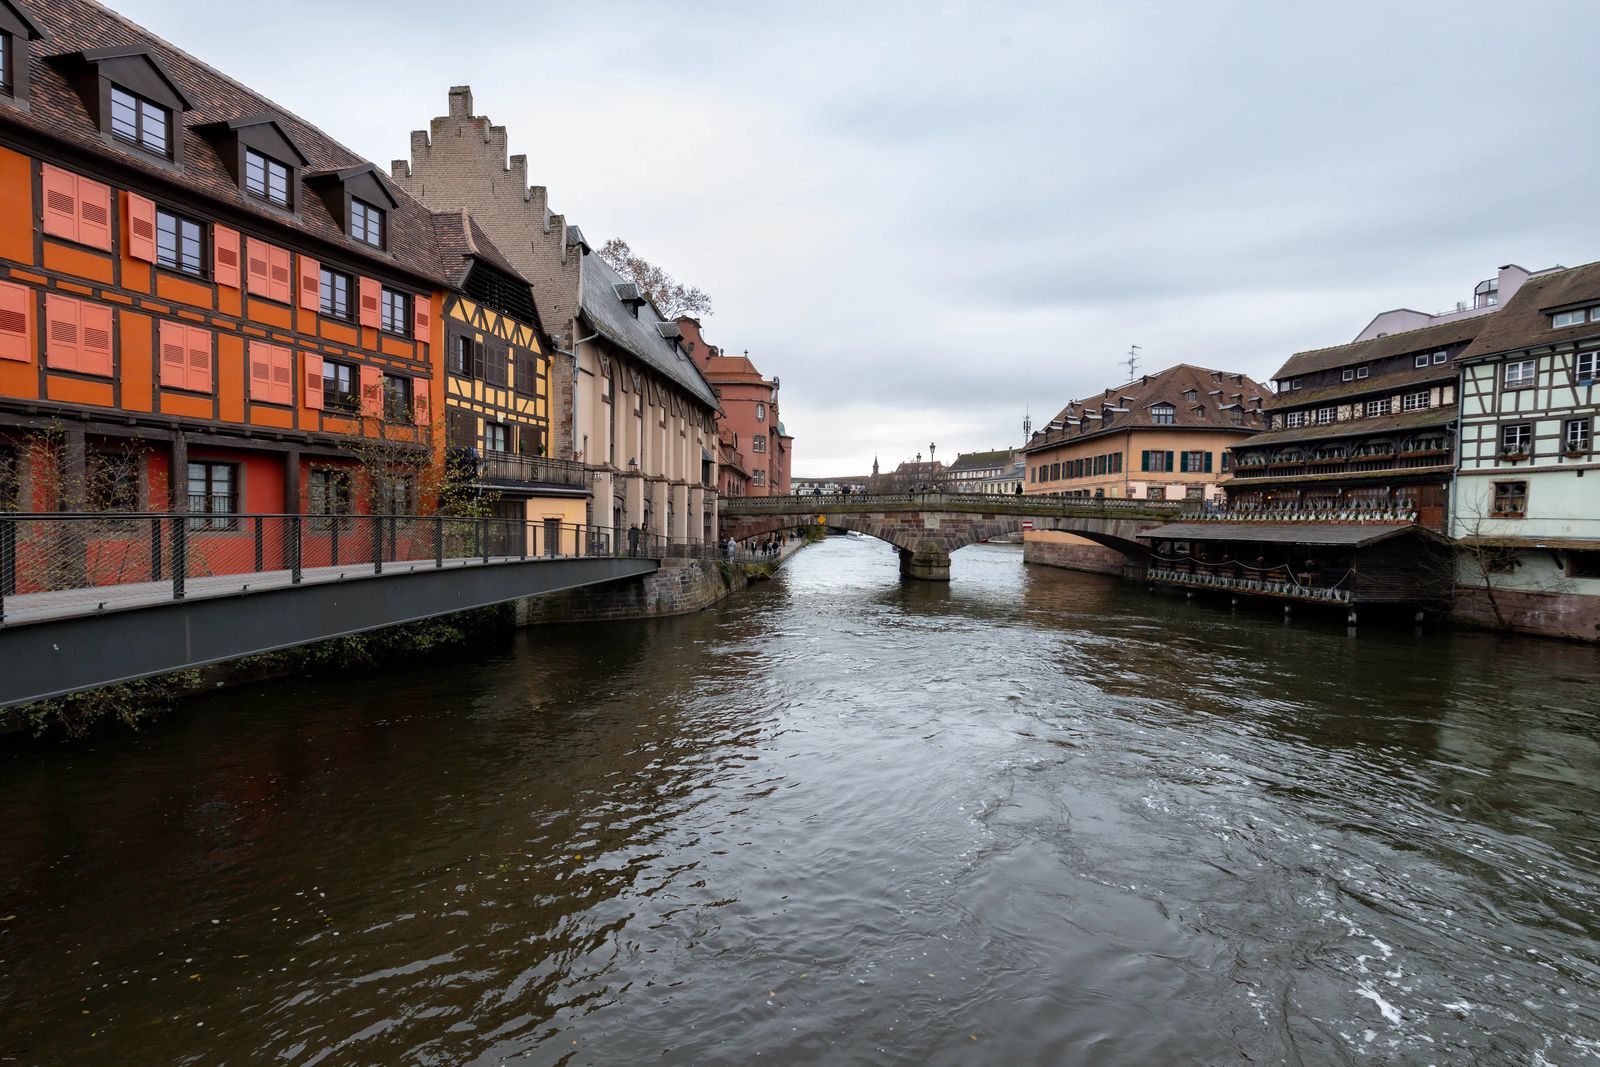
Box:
[1124,344,1141,379]
[1022,405,1032,441]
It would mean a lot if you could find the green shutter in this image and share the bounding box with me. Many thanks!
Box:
[1166,451,1175,472]
[1140,450,1150,472]
[1204,451,1214,473]
[1179,452,1189,473]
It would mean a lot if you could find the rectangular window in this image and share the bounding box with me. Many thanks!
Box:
[1186,486,1205,500]
[110,86,170,156]
[753,469,766,487]
[1049,462,1060,481]
[1415,353,1430,368]
[1356,366,1369,379]
[515,349,540,397]
[1342,368,1355,382]
[248,342,293,406]
[319,268,352,320]
[186,461,238,531]
[1576,350,1598,383]
[45,293,114,377]
[1220,451,1231,472]
[1500,423,1532,455]
[155,208,205,277]
[322,359,357,412]
[1288,378,1301,390]
[485,421,510,453]
[308,468,352,528]
[244,149,290,208]
[1141,450,1174,473]
[1150,404,1175,424]
[380,288,410,335]
[752,434,766,453]
[1365,399,1392,417]
[1146,485,1166,501]
[1503,359,1536,389]
[1285,411,1305,428]
[41,165,112,250]
[1491,480,1527,517]
[351,197,384,247]
[382,374,413,423]
[1402,391,1430,412]
[1181,451,1207,472]
[1564,418,1591,454]
[1316,406,1336,424]
[0,31,10,97]
[1433,351,1448,365]
[1552,308,1593,328]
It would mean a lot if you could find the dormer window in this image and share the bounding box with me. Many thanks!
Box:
[1150,403,1175,425]
[110,85,168,155]
[0,30,11,96]
[1183,389,1197,402]
[245,148,289,207]
[351,197,383,247]
[1552,307,1600,329]
[0,0,45,103]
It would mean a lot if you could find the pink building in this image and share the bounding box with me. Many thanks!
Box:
[679,318,792,496]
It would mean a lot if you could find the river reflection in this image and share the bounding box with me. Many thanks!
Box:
[2,537,1599,1065]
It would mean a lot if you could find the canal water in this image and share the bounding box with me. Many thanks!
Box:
[2,538,1599,1065]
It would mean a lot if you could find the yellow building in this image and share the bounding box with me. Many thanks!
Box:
[434,212,589,551]
[1021,364,1271,572]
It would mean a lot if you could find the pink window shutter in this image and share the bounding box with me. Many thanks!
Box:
[79,303,114,377]
[41,165,79,243]
[268,245,293,303]
[77,178,113,251]
[214,226,241,288]
[298,256,320,313]
[245,238,271,296]
[248,341,272,402]
[124,192,157,263]
[271,346,293,405]
[44,295,81,372]
[0,281,31,363]
[303,352,325,410]
[412,384,430,430]
[359,364,383,418]
[183,326,212,393]
[413,298,432,344]
[358,277,380,329]
[158,321,187,387]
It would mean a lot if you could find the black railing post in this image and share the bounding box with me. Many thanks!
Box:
[290,515,302,584]
[150,516,162,582]
[254,517,265,573]
[0,516,13,623]
[481,517,489,563]
[172,516,187,601]
[435,513,444,568]
[373,514,384,575]
[330,517,340,567]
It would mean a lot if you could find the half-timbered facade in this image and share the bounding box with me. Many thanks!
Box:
[1451,260,1600,640]
[0,0,445,531]
[432,210,588,542]
[1225,317,1482,531]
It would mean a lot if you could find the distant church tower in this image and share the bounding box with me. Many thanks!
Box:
[872,455,879,476]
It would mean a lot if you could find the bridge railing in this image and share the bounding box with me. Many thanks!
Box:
[0,512,718,625]
[721,491,1187,515]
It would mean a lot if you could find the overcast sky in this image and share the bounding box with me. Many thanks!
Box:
[120,0,1600,475]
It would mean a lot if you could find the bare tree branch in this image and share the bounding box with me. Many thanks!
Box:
[597,238,713,320]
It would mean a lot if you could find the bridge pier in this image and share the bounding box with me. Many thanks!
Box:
[898,544,951,582]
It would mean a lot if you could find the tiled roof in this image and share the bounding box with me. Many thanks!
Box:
[5,0,449,285]
[1457,259,1600,361]
[1235,405,1454,448]
[579,253,718,410]
[700,354,768,384]
[948,448,1012,470]
[1274,316,1484,380]
[430,210,523,288]
[1265,362,1457,410]
[1023,364,1270,454]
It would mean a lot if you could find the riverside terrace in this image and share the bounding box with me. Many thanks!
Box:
[0,512,708,707]
[719,491,1185,580]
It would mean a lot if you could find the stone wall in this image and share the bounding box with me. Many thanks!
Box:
[514,558,746,625]
[1450,585,1600,643]
[1022,532,1131,577]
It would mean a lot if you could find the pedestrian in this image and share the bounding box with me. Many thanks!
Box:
[627,523,640,557]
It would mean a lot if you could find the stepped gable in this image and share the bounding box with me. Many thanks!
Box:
[6,0,450,285]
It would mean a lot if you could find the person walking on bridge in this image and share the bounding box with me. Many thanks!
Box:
[627,524,641,557]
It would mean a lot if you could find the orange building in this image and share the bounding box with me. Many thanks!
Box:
[1020,364,1270,573]
[0,0,451,528]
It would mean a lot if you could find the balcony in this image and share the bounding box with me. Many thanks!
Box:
[1230,449,1451,479]
[477,451,591,492]
[1149,565,1352,604]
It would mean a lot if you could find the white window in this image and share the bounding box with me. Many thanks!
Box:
[1316,406,1336,424]
[1564,419,1591,453]
[1356,366,1369,379]
[1433,351,1448,365]
[1342,368,1355,382]
[1577,350,1598,383]
[755,402,766,422]
[1289,379,1302,391]
[1552,308,1595,328]
[1414,353,1430,368]
[751,433,766,453]
[1503,360,1536,389]
[1285,411,1306,428]
[1501,423,1532,454]
[1150,403,1175,425]
[1401,391,1430,412]
[1365,399,1391,417]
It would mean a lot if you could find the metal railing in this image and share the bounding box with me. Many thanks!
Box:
[0,512,718,624]
[478,451,591,489]
[1178,504,1421,525]
[721,491,1187,515]
[1148,566,1353,604]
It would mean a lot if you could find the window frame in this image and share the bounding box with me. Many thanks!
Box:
[1499,422,1533,456]
[379,287,411,336]
[186,460,239,531]
[321,358,357,413]
[1432,351,1448,365]
[1563,417,1592,455]
[307,467,354,530]
[1342,368,1355,382]
[1150,403,1175,425]
[1401,391,1430,413]
[154,205,207,278]
[109,84,171,158]
[243,148,291,208]
[484,420,511,454]
[1356,366,1369,379]
[1490,480,1527,518]
[0,30,11,99]
[1364,398,1391,417]
[1574,349,1598,385]
[381,373,413,424]
[350,196,385,248]
[1414,353,1430,369]
[319,266,352,321]
[1315,406,1336,425]
[1503,359,1536,390]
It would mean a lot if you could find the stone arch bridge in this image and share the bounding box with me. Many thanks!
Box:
[720,492,1185,580]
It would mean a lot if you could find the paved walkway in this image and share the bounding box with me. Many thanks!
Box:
[0,553,606,627]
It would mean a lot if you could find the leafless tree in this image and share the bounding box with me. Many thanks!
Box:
[1448,493,1572,632]
[597,238,713,319]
